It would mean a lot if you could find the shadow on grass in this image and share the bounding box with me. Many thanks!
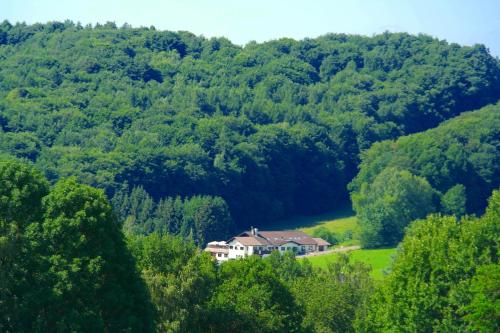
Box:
[268,204,355,231]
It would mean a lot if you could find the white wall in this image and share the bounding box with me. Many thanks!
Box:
[228,240,247,259]
[226,240,320,259]
[214,252,229,262]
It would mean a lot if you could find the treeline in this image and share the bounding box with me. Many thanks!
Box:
[1,159,498,332]
[350,103,500,247]
[0,21,499,230]
[112,185,235,246]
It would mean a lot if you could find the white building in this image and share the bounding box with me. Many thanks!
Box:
[206,227,330,262]
[204,241,229,262]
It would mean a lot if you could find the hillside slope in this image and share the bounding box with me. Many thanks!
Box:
[350,103,499,247]
[0,21,499,232]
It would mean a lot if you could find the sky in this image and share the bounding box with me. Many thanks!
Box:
[1,0,499,56]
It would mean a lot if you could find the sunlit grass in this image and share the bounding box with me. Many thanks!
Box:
[303,248,397,280]
[270,205,359,245]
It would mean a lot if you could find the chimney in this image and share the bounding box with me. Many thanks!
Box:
[251,226,255,236]
[254,228,258,236]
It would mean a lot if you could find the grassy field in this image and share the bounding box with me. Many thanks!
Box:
[270,205,360,245]
[303,248,397,280]
[271,207,396,279]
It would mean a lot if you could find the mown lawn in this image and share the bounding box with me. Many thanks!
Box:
[303,248,398,280]
[270,207,396,279]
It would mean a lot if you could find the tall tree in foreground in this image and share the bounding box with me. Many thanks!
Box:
[128,233,217,333]
[0,160,49,332]
[207,256,305,333]
[0,160,154,332]
[358,190,499,332]
[28,178,154,332]
[292,255,373,333]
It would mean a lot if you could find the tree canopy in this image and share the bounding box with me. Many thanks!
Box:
[0,21,498,232]
[358,190,500,332]
[0,160,153,332]
[351,104,500,247]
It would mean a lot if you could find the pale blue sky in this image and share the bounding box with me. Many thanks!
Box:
[2,0,499,55]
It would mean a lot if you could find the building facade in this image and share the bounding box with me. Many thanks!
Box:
[205,227,330,262]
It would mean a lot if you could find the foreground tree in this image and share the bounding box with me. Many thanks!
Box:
[463,264,500,332]
[0,160,49,331]
[208,256,305,333]
[293,255,373,333]
[0,162,154,332]
[358,190,499,332]
[128,233,217,332]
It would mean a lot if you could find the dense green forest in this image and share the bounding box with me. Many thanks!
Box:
[1,158,498,332]
[350,104,499,247]
[0,21,499,243]
[0,22,499,332]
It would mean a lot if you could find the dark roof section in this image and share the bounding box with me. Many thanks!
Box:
[313,238,331,246]
[232,230,330,246]
[258,230,318,245]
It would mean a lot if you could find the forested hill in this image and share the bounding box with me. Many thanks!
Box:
[1,21,499,232]
[350,103,500,248]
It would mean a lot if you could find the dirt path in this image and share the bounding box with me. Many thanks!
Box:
[297,245,361,258]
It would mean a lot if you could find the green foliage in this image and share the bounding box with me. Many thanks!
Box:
[115,187,235,246]
[128,233,217,332]
[0,159,49,332]
[358,190,499,332]
[0,22,499,331]
[311,226,340,245]
[265,250,313,282]
[0,160,153,332]
[293,255,373,333]
[303,248,397,280]
[0,159,48,224]
[0,132,41,160]
[351,104,500,215]
[208,256,305,333]
[0,22,498,233]
[352,168,437,247]
[463,264,500,332]
[441,183,467,217]
[128,234,377,333]
[182,195,234,246]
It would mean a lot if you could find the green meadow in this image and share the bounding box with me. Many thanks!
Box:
[303,248,398,280]
[271,205,360,245]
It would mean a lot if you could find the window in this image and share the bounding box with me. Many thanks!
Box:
[281,247,285,251]
[217,253,221,257]
[229,246,233,249]
[224,254,228,257]
[240,247,244,250]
